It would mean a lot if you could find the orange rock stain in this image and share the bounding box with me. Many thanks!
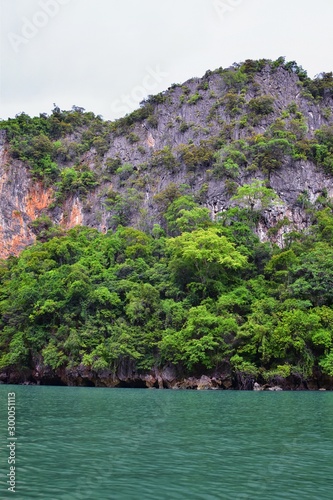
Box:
[25,184,54,219]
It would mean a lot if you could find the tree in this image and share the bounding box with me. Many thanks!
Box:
[248,95,275,116]
[125,283,160,326]
[159,305,236,370]
[213,145,247,179]
[290,243,333,306]
[320,351,333,376]
[231,180,280,212]
[167,227,247,297]
[251,138,295,173]
[164,196,211,235]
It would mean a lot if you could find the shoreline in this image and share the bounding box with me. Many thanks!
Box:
[1,369,332,391]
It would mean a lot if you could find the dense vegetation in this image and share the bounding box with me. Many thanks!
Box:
[1,58,333,387]
[1,197,333,385]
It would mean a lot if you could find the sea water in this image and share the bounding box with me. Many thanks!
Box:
[0,386,332,499]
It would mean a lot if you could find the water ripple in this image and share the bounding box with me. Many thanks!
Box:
[0,387,332,499]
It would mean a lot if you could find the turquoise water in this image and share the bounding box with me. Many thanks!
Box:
[0,387,332,499]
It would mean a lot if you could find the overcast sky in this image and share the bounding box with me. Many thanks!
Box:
[0,0,332,121]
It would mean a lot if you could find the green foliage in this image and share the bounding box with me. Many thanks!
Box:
[105,188,143,228]
[251,137,295,172]
[42,342,66,369]
[153,183,182,214]
[116,163,134,183]
[92,136,109,156]
[213,145,247,179]
[319,351,333,376]
[33,155,60,182]
[221,66,248,91]
[164,196,211,236]
[2,66,333,384]
[1,201,333,382]
[279,61,332,100]
[56,166,98,201]
[105,156,122,174]
[0,106,111,186]
[127,132,140,144]
[290,243,333,306]
[160,305,233,369]
[187,93,203,105]
[197,81,209,91]
[283,60,308,81]
[177,142,214,172]
[230,354,259,376]
[146,114,158,129]
[248,96,275,119]
[231,180,280,212]
[179,121,190,133]
[29,215,64,242]
[311,126,333,173]
[167,227,247,298]
[150,146,179,172]
[240,59,269,75]
[303,72,333,100]
[222,92,245,116]
[113,104,154,134]
[143,93,167,105]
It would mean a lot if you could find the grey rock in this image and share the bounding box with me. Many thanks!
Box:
[0,63,332,259]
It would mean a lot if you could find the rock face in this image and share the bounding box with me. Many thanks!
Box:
[0,135,82,258]
[0,348,332,390]
[0,136,50,257]
[1,364,332,390]
[0,64,333,258]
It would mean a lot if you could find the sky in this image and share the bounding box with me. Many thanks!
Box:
[0,0,332,121]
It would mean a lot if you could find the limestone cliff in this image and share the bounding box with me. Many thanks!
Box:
[1,60,333,257]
